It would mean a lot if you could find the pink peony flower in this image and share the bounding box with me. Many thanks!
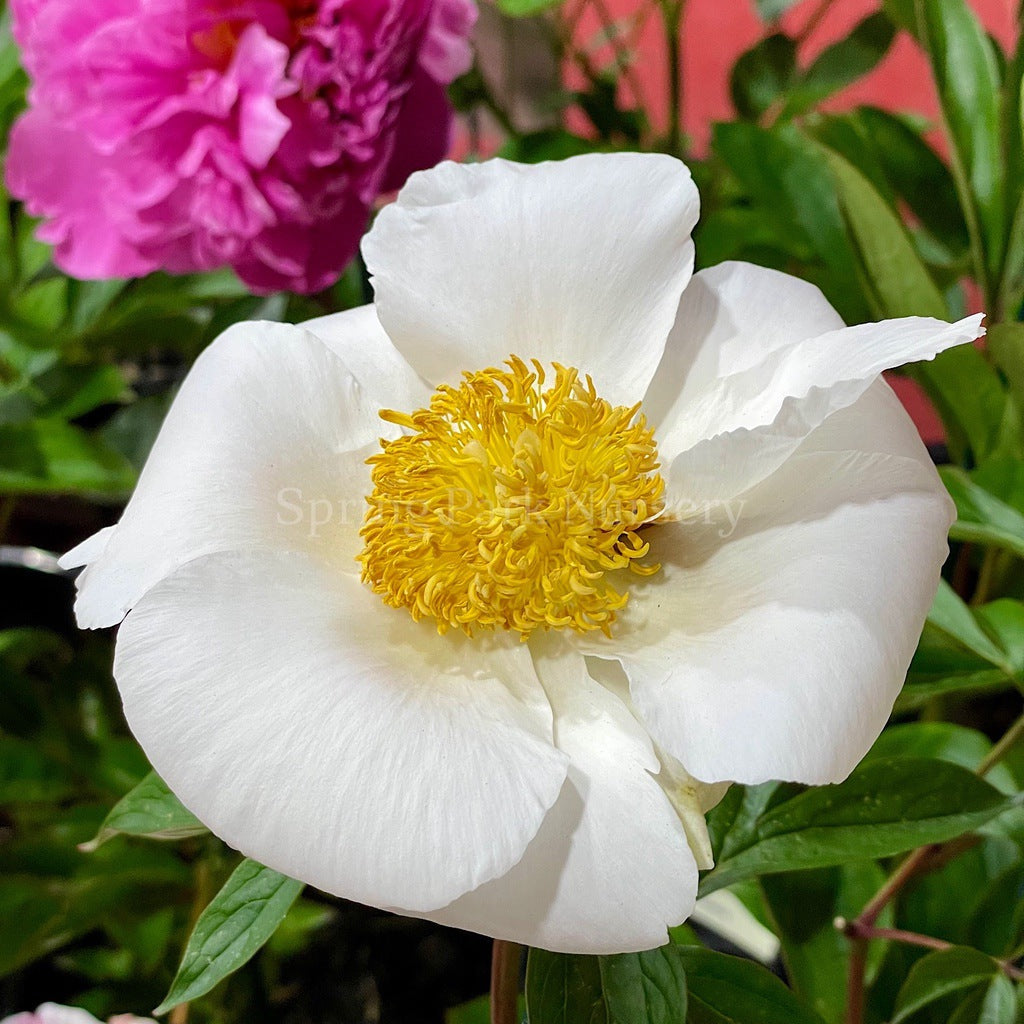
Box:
[5,0,476,293]
[1,1006,154,1024]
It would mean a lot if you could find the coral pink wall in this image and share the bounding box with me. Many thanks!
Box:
[572,0,1018,153]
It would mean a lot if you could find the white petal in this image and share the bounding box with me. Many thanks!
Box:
[34,1007,103,1024]
[301,302,429,415]
[584,654,724,869]
[648,262,982,503]
[580,383,954,786]
[425,641,698,953]
[689,892,780,965]
[799,378,944,462]
[362,154,700,407]
[644,261,845,438]
[653,747,726,870]
[60,525,115,570]
[673,315,982,452]
[114,549,568,913]
[66,315,427,629]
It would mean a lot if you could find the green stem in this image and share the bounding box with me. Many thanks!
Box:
[168,1001,189,1024]
[977,712,1024,776]
[473,68,517,138]
[843,845,939,1024]
[844,937,868,1024]
[659,0,684,156]
[951,542,975,601]
[843,710,1024,1019]
[553,11,608,136]
[947,134,991,313]
[860,845,937,927]
[840,921,1024,980]
[589,0,648,114]
[971,546,1000,606]
[490,940,523,1024]
[996,191,1024,323]
[843,920,951,952]
[170,856,215,1024]
[794,0,837,45]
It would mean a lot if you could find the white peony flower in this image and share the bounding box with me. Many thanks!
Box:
[63,154,982,954]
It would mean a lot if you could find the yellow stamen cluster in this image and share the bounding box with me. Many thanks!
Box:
[357,356,664,638]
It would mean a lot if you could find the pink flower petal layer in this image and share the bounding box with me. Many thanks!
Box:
[7,0,476,293]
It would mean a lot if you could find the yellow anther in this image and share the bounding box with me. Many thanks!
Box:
[357,357,664,638]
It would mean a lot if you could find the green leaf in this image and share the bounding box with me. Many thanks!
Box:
[0,329,59,383]
[0,418,136,495]
[695,206,811,268]
[899,831,1019,945]
[0,8,26,142]
[711,122,869,322]
[782,14,896,117]
[753,0,802,21]
[494,0,562,16]
[155,860,304,1013]
[899,584,1022,711]
[867,723,1017,792]
[0,626,68,663]
[81,772,208,851]
[941,467,1024,561]
[811,107,969,259]
[730,34,797,120]
[998,33,1024,315]
[822,145,948,319]
[925,580,1015,673]
[867,726,1024,847]
[445,996,490,1024]
[0,846,190,977]
[174,269,251,301]
[116,908,177,975]
[264,899,334,958]
[916,0,1005,285]
[966,604,1024,694]
[99,393,171,473]
[761,863,891,1024]
[10,273,69,333]
[896,668,1012,711]
[572,73,647,146]
[57,947,136,984]
[39,365,127,421]
[445,995,526,1024]
[966,861,1024,956]
[706,781,796,864]
[0,876,77,977]
[951,973,1017,1024]
[892,946,1001,1023]
[497,130,595,163]
[0,734,72,803]
[525,945,687,1024]
[0,192,16,293]
[0,363,127,426]
[972,457,1024,513]
[913,346,1007,465]
[675,947,826,1024]
[988,323,1024,404]
[64,279,128,335]
[699,758,1014,896]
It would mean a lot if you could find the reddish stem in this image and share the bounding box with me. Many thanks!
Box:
[490,940,523,1024]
